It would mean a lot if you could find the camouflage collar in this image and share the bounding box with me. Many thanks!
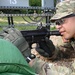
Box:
[70,38,75,50]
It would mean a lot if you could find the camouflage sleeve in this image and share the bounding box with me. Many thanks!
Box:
[30,40,75,75]
[51,42,74,61]
[30,44,75,75]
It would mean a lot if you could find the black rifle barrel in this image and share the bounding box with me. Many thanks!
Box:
[50,30,61,36]
[21,30,61,44]
[21,30,61,37]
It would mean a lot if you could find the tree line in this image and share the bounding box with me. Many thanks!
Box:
[29,0,41,6]
[29,0,57,7]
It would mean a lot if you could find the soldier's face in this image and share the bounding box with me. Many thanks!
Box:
[56,16,75,42]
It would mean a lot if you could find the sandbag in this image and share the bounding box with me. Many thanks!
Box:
[0,39,36,75]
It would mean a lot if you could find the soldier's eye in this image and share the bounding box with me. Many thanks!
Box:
[55,19,65,25]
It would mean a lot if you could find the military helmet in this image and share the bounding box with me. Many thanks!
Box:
[51,0,75,21]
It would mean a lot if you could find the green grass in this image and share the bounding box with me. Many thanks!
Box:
[0,16,40,31]
[0,16,56,31]
[15,25,37,30]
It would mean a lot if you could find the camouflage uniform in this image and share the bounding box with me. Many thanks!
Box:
[31,39,75,75]
[31,1,75,75]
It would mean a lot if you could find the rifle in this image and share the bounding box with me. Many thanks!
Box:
[21,25,61,62]
[21,25,61,48]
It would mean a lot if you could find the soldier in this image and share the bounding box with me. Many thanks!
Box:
[30,0,75,75]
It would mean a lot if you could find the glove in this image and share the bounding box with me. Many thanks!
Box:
[36,38,55,58]
[0,27,31,58]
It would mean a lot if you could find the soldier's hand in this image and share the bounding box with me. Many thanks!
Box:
[32,38,55,58]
